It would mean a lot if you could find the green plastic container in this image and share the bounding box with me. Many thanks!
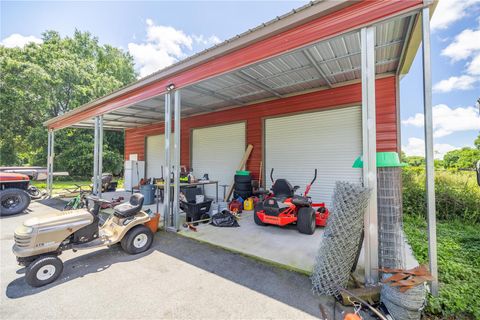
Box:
[236,170,251,176]
[352,152,407,168]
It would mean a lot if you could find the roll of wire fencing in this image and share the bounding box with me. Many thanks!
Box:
[377,167,406,269]
[311,182,371,296]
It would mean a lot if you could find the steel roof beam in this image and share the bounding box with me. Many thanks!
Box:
[109,112,163,121]
[187,86,245,106]
[235,70,283,97]
[302,49,333,87]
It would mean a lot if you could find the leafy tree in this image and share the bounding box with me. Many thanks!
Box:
[0,30,136,177]
[404,156,425,167]
[474,133,480,150]
[443,147,480,170]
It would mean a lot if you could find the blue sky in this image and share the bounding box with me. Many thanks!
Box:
[2,1,479,159]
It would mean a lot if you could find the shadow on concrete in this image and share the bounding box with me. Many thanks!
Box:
[6,244,154,299]
[6,231,345,318]
[0,198,67,221]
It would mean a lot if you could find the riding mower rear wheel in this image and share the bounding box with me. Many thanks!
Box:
[121,225,154,254]
[297,207,315,235]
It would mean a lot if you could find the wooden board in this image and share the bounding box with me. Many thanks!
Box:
[225,144,253,201]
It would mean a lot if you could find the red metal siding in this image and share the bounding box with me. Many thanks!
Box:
[125,76,398,179]
[50,0,421,130]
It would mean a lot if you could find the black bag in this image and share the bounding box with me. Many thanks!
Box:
[211,210,239,227]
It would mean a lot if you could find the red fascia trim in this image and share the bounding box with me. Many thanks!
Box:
[50,0,422,130]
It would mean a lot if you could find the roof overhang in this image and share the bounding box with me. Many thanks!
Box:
[45,0,428,131]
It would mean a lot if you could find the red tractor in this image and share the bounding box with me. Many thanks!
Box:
[0,173,31,216]
[254,169,329,235]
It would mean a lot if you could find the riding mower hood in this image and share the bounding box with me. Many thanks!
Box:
[12,193,155,287]
[254,169,329,234]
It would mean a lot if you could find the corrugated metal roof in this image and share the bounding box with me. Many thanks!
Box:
[72,13,417,130]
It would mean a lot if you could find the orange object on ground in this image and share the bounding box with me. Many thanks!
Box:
[144,213,160,233]
[344,313,362,320]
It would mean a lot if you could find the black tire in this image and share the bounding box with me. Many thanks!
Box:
[234,175,252,183]
[253,203,266,226]
[25,256,63,287]
[121,225,154,254]
[234,182,252,192]
[0,188,31,216]
[297,207,316,235]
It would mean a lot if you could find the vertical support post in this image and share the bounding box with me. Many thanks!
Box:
[46,129,54,197]
[93,116,99,195]
[422,6,438,296]
[98,115,104,197]
[164,93,172,229]
[361,26,379,285]
[172,90,181,231]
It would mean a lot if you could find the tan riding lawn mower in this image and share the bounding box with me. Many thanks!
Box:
[12,193,155,287]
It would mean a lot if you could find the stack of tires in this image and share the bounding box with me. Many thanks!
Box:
[233,171,252,199]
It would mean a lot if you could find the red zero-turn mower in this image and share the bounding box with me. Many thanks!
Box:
[254,168,329,235]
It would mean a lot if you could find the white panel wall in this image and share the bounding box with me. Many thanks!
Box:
[145,134,174,180]
[265,106,362,207]
[192,123,246,198]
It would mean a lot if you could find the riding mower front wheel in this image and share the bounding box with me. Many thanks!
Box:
[297,207,316,235]
[25,255,64,287]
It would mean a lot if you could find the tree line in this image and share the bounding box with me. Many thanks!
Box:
[0,31,137,177]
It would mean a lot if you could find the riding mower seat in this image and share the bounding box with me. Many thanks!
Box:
[271,179,295,201]
[114,193,144,218]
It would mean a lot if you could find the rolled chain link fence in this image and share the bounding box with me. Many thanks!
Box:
[311,181,371,297]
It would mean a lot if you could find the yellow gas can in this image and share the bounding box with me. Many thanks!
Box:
[243,197,254,211]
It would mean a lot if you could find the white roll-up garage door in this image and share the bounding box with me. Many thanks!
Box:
[192,122,246,198]
[145,134,174,180]
[265,106,362,207]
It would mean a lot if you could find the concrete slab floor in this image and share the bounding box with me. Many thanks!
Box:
[179,211,324,274]
[1,199,357,319]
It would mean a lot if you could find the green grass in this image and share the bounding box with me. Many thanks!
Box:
[403,215,480,319]
[32,179,124,195]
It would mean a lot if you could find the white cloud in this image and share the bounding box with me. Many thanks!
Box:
[431,0,480,32]
[433,75,478,92]
[128,19,221,78]
[402,137,458,159]
[192,34,221,46]
[402,104,480,138]
[441,27,480,61]
[467,53,480,74]
[0,33,42,48]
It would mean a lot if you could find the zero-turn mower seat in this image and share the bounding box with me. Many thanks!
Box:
[114,193,144,218]
[271,179,294,201]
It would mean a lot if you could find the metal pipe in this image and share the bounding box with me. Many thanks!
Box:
[164,93,172,229]
[51,130,54,197]
[98,115,104,198]
[361,26,379,285]
[172,90,181,231]
[93,116,99,195]
[421,6,438,296]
